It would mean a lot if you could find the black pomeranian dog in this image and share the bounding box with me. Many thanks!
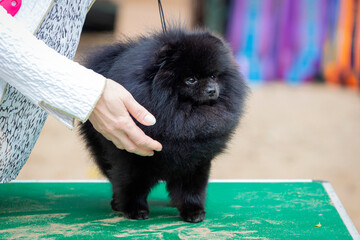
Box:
[80,28,248,223]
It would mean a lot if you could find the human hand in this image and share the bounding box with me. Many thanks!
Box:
[89,79,162,156]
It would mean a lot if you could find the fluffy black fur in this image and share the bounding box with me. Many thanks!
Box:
[80,28,248,223]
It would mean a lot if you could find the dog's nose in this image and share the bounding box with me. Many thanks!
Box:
[206,87,217,96]
[205,81,219,100]
[205,88,219,100]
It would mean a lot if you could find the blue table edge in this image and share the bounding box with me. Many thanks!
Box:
[10,179,360,239]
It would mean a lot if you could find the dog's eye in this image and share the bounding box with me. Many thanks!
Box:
[185,77,197,85]
[210,75,216,80]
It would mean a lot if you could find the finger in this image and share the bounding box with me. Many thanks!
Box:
[113,141,125,150]
[122,93,157,126]
[117,132,155,156]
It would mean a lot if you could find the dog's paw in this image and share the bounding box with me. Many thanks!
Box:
[110,199,122,212]
[123,209,149,220]
[180,209,205,223]
[111,200,149,220]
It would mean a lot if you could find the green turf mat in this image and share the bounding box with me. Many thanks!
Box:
[0,181,357,239]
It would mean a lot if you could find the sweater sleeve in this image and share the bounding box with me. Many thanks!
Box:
[0,7,106,129]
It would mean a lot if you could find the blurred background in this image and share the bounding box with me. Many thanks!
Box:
[17,0,360,230]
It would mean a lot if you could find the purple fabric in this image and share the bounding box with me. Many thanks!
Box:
[258,0,276,80]
[225,0,345,85]
[226,0,245,54]
[276,0,299,79]
[313,0,329,80]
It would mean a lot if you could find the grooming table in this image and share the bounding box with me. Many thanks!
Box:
[0,180,358,239]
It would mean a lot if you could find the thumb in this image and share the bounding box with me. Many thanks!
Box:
[123,94,156,126]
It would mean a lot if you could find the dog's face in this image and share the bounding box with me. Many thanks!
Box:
[180,74,219,103]
[153,31,232,104]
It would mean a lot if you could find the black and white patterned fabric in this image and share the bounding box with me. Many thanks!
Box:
[0,0,94,183]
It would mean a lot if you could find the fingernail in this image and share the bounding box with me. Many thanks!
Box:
[144,115,156,125]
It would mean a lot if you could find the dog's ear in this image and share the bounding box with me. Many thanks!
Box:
[155,42,178,68]
[152,43,178,90]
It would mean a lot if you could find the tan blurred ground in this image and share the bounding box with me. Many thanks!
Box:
[17,32,360,230]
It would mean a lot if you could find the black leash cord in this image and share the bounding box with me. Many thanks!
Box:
[158,0,167,33]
